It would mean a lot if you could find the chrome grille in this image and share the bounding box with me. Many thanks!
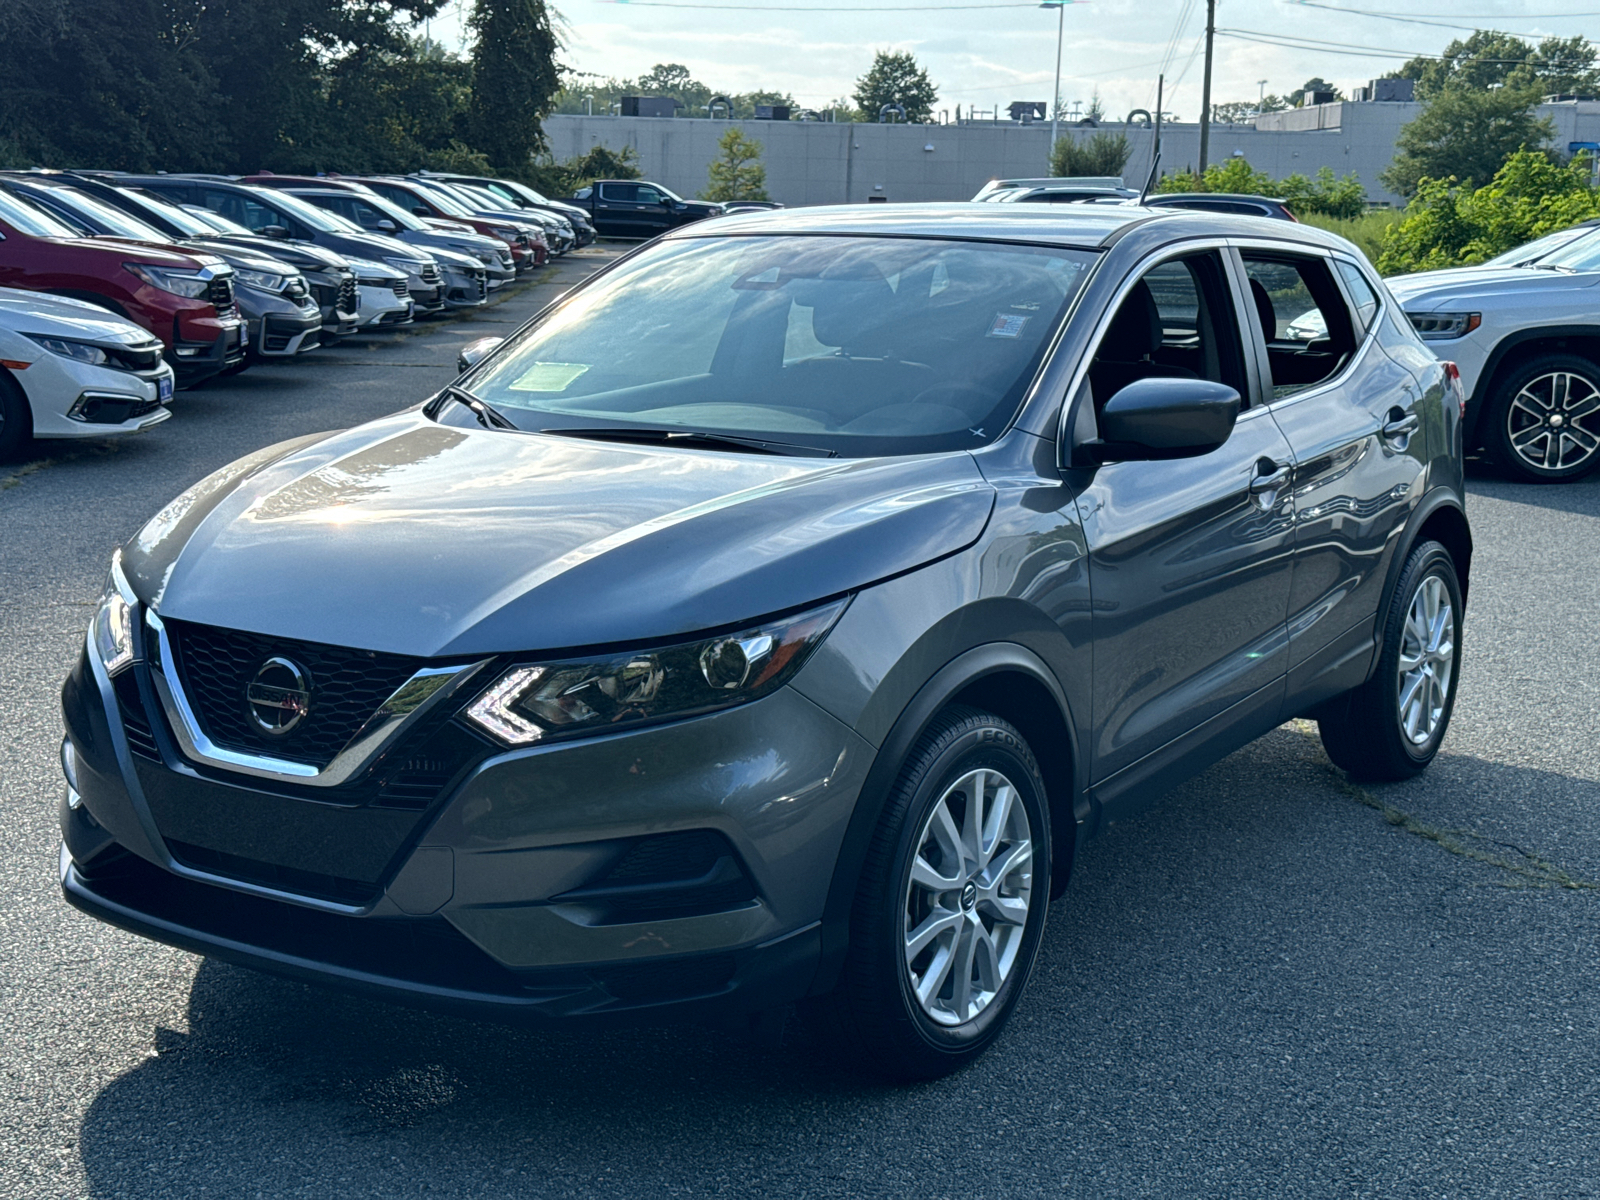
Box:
[207,276,234,311]
[419,263,442,285]
[391,279,410,300]
[337,274,358,314]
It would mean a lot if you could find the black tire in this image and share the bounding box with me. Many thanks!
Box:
[814,706,1051,1081]
[0,370,31,460]
[1481,353,1600,483]
[1318,540,1463,782]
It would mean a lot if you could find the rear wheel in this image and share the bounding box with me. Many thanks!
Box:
[814,707,1050,1081]
[1318,540,1463,781]
[1482,353,1600,482]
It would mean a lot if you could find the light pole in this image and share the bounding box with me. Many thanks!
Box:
[1041,0,1066,173]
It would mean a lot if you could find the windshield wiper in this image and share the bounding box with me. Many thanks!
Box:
[440,384,517,430]
[540,426,836,458]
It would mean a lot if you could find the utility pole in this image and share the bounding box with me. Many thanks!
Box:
[1042,1,1066,173]
[1197,0,1216,174]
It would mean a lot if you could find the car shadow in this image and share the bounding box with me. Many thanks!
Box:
[74,725,1600,1196]
[1465,458,1600,518]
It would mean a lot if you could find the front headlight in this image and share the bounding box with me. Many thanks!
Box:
[465,599,848,746]
[233,267,288,292]
[1408,311,1481,340]
[91,550,138,676]
[490,226,519,241]
[125,262,211,298]
[21,334,110,365]
[384,256,424,278]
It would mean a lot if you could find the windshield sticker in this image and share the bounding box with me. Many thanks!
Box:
[507,362,591,392]
[988,313,1030,339]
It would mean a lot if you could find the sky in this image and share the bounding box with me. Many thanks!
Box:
[424,0,1600,121]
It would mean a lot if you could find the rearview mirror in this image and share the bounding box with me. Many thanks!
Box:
[1084,377,1240,463]
[457,336,505,373]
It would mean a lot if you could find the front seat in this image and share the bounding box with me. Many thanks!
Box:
[1088,280,1197,406]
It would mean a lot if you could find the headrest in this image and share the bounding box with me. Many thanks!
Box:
[1249,278,1276,342]
[1099,280,1163,361]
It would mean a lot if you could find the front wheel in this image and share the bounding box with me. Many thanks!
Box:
[1482,353,1600,482]
[1318,540,1463,781]
[814,706,1051,1081]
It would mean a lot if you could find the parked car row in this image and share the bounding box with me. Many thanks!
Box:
[0,169,589,458]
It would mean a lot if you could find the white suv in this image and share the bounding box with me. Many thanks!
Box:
[1386,228,1600,482]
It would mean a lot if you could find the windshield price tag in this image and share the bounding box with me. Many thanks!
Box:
[988,313,1030,339]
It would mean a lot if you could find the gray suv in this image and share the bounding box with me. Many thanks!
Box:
[59,205,1470,1080]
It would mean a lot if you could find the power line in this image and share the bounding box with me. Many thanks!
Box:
[1218,27,1562,61]
[596,0,1055,8]
[1291,1,1600,35]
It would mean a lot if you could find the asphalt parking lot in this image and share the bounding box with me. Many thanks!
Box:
[3,248,1599,1198]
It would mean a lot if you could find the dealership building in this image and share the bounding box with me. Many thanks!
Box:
[544,92,1600,208]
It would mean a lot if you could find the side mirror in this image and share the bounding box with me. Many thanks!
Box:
[375,219,398,233]
[1084,377,1240,463]
[259,225,289,239]
[457,335,505,373]
[412,206,431,217]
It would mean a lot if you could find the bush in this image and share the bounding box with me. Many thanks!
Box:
[528,144,642,195]
[1049,131,1132,178]
[1297,210,1405,266]
[1155,159,1367,218]
[1376,149,1600,274]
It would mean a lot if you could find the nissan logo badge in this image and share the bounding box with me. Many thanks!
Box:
[246,656,311,736]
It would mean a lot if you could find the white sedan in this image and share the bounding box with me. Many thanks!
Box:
[0,288,173,457]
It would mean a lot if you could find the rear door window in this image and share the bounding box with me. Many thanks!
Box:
[598,183,637,203]
[1241,254,1359,399]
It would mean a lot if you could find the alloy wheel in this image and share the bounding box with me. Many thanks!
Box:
[1397,573,1455,747]
[902,767,1034,1027]
[1506,371,1600,474]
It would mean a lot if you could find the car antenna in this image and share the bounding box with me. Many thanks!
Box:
[1139,74,1164,205]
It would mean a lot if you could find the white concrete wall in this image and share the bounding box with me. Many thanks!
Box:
[545,99,1600,211]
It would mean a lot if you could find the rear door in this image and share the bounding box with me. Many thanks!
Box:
[1235,246,1428,710]
[593,183,641,236]
[1074,246,1297,794]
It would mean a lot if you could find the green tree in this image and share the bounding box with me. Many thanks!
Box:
[1376,150,1600,274]
[852,50,938,123]
[1390,31,1599,100]
[702,128,769,201]
[1380,84,1552,198]
[1050,131,1132,177]
[468,0,561,174]
[530,144,642,196]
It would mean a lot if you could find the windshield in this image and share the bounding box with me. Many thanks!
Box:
[1484,225,1600,269]
[42,188,169,241]
[1530,228,1600,273]
[464,234,1095,457]
[118,188,211,237]
[411,183,475,218]
[180,204,253,236]
[443,183,508,212]
[243,187,345,233]
[502,180,552,205]
[0,189,81,237]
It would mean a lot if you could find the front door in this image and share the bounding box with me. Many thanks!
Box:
[1075,249,1297,787]
[1237,249,1429,705]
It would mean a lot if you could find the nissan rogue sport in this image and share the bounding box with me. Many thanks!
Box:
[59,205,1470,1080]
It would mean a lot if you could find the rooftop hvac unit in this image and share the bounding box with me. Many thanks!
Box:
[754,105,790,120]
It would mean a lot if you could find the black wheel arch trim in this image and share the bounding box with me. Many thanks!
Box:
[809,641,1086,997]
[1469,324,1600,441]
[1369,486,1472,681]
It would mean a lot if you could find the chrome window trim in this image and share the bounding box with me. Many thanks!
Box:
[144,610,490,787]
[1053,236,1242,465]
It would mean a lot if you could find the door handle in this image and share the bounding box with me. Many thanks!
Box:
[1382,411,1420,441]
[1249,460,1290,495]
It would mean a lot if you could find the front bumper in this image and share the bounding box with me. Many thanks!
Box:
[354,284,414,329]
[60,639,871,1022]
[17,349,174,439]
[245,294,324,357]
[169,316,246,387]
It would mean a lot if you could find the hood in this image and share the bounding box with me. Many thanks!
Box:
[680,201,725,215]
[122,411,995,658]
[41,236,212,270]
[1385,265,1600,311]
[0,287,154,341]
[400,230,499,262]
[324,229,430,265]
[179,241,297,276]
[191,235,349,271]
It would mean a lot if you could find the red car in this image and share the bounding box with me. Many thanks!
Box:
[0,189,244,387]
